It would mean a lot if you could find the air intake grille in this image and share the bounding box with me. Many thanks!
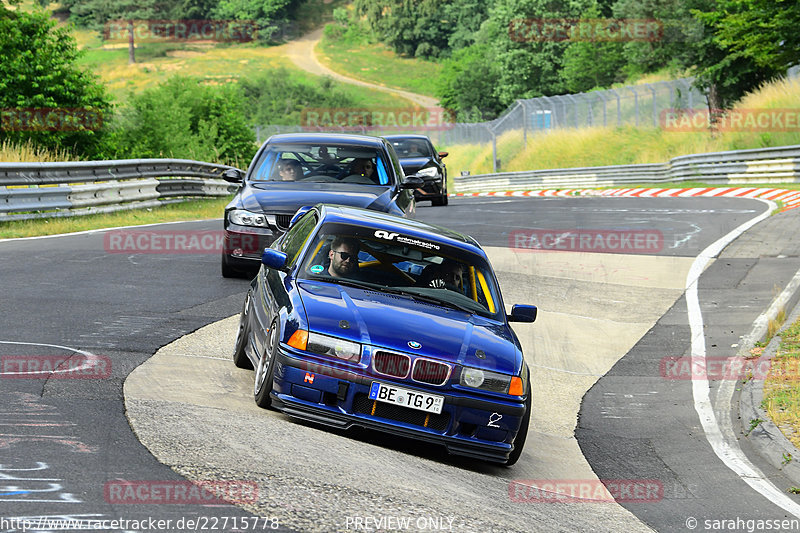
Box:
[373,351,411,378]
[412,359,451,386]
[353,394,449,431]
[275,214,293,230]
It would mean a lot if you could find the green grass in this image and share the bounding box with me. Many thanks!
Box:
[317,28,442,98]
[0,197,230,239]
[763,318,800,449]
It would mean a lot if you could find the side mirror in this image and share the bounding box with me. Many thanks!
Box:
[508,304,537,323]
[401,175,425,189]
[222,168,244,183]
[438,151,449,158]
[261,248,288,271]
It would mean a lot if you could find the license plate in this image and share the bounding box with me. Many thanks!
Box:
[368,381,444,414]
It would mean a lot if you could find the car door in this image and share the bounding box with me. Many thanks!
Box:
[254,211,319,351]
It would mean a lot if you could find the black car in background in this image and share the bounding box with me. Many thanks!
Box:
[220,133,423,278]
[384,134,449,206]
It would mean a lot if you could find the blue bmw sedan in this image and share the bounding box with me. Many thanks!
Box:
[232,204,537,465]
[221,133,423,277]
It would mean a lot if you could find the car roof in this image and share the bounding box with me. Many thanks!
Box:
[383,134,431,141]
[266,132,388,149]
[316,204,485,256]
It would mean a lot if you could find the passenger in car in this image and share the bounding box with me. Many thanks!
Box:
[419,259,464,292]
[278,159,303,181]
[328,236,361,278]
[318,146,336,164]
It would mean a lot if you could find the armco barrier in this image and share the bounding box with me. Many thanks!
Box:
[454,145,800,193]
[0,159,241,221]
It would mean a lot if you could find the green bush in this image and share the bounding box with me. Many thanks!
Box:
[111,77,255,167]
[0,8,113,159]
[238,68,356,126]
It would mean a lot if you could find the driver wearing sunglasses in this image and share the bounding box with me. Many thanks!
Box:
[328,236,361,278]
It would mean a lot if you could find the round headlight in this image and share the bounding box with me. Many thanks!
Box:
[462,368,485,388]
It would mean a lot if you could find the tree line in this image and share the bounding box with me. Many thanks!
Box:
[339,0,799,121]
[1,0,355,164]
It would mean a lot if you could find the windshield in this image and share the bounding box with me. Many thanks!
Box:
[250,143,392,186]
[298,223,503,320]
[388,138,432,158]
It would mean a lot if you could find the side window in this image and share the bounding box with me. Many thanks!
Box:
[375,156,389,185]
[385,144,403,183]
[281,213,318,266]
[253,150,277,181]
[426,140,436,159]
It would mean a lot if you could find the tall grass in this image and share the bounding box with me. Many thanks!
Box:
[0,140,76,163]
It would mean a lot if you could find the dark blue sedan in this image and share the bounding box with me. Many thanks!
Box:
[220,133,422,277]
[232,204,537,465]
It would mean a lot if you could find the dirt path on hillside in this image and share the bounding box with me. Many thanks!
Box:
[285,28,438,108]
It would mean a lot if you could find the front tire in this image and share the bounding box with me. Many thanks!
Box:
[254,320,279,409]
[432,179,448,206]
[232,293,254,369]
[505,390,531,466]
[221,253,239,278]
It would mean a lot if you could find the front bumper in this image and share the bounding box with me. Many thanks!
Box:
[413,177,443,199]
[223,225,279,262]
[270,349,527,463]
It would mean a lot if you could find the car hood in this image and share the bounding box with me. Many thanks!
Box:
[297,280,520,374]
[241,182,394,213]
[399,157,433,175]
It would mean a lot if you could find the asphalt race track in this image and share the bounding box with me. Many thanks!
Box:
[2,195,800,532]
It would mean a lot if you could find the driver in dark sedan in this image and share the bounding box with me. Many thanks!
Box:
[278,159,303,181]
[406,141,426,157]
[328,236,361,278]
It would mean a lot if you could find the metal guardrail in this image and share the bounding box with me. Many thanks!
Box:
[0,159,241,221]
[454,145,800,192]
[4,146,798,221]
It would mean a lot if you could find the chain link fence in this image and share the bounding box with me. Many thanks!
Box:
[254,70,799,171]
[255,78,706,154]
